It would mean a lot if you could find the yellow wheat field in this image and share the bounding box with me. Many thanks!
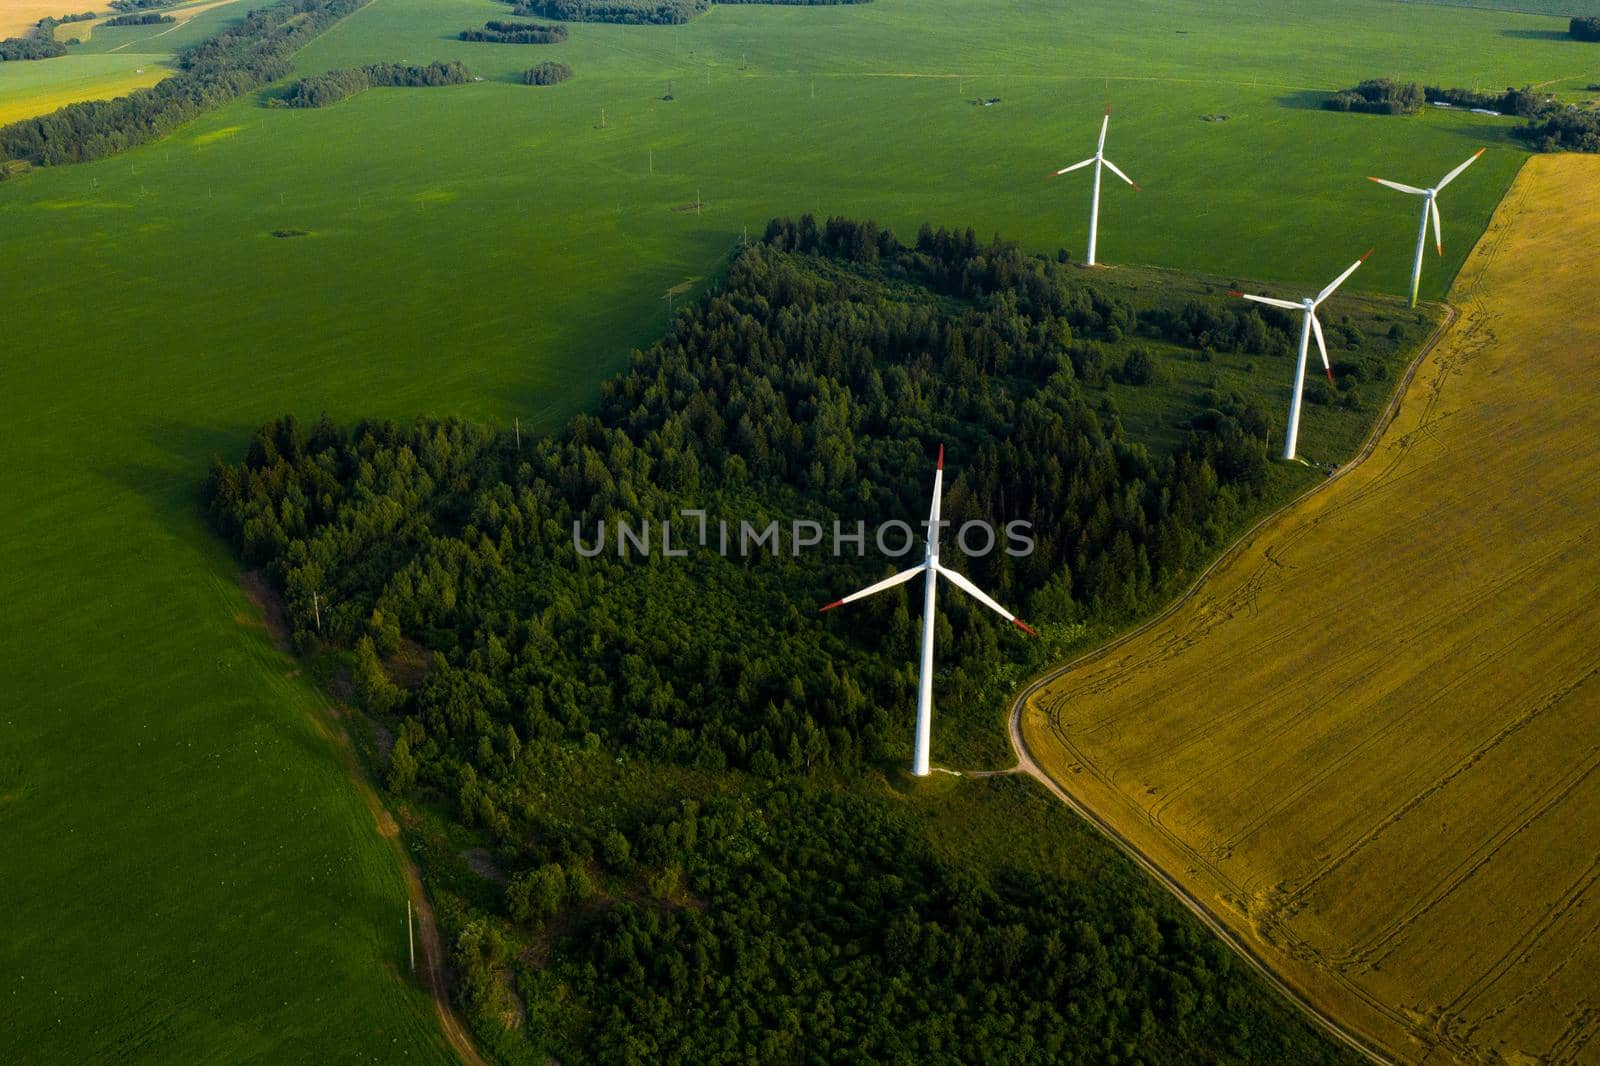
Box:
[1022,153,1600,1065]
[0,60,169,126]
[0,0,65,39]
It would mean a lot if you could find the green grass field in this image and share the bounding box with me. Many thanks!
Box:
[0,0,1590,1059]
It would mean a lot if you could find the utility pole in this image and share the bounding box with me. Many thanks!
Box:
[312,590,322,633]
[648,148,654,175]
[696,188,702,215]
[514,417,521,450]
[599,107,607,129]
[407,899,415,973]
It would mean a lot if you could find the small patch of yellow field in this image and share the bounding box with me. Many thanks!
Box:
[1022,152,1600,1064]
[0,59,169,125]
[0,0,65,40]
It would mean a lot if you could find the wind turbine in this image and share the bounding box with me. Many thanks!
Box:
[1368,149,1485,307]
[1231,251,1371,462]
[820,445,1036,778]
[1050,105,1140,267]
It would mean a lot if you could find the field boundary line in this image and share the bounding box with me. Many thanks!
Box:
[1001,291,1470,1066]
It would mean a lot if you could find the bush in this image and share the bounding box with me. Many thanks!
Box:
[1424,84,1553,118]
[1514,109,1600,153]
[523,60,572,85]
[1572,17,1600,42]
[1115,347,1161,386]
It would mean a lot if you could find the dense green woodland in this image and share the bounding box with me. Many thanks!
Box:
[1324,77,1600,153]
[212,219,1381,1064]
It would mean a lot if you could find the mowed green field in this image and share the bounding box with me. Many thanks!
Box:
[0,0,1590,1060]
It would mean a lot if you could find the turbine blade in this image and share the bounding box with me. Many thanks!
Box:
[1310,312,1333,383]
[1435,148,1486,191]
[819,563,927,612]
[1098,108,1110,153]
[1430,197,1443,256]
[1053,157,1095,177]
[1101,157,1138,189]
[1315,250,1373,305]
[1368,176,1427,196]
[935,564,1035,635]
[1229,291,1301,311]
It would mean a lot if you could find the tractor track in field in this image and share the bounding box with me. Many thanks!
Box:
[997,296,1464,1066]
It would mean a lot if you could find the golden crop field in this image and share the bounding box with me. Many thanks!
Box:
[1020,152,1600,1065]
[0,0,63,39]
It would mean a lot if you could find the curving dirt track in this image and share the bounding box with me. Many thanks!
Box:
[1016,153,1600,1065]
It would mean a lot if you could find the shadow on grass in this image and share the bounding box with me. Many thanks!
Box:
[1499,28,1572,41]
[1276,90,1327,111]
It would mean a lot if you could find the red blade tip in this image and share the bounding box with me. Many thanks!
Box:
[1227,290,1245,298]
[819,600,843,613]
[1013,618,1038,637]
[1104,103,1111,115]
[1360,248,1374,262]
[1325,367,1335,384]
[1131,182,1143,192]
[1474,148,1486,158]
[936,444,944,471]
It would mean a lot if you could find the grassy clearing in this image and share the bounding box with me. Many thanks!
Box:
[0,0,1589,1059]
[1022,153,1600,1064]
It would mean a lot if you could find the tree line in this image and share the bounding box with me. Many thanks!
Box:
[273,60,472,108]
[105,12,176,25]
[0,0,371,170]
[209,216,1374,1062]
[509,0,707,23]
[1572,17,1600,42]
[460,19,568,42]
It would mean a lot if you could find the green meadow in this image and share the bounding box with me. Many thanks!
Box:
[0,0,1591,1059]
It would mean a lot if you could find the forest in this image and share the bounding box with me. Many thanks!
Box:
[0,0,370,169]
[211,217,1385,1064]
[461,20,569,43]
[274,61,472,108]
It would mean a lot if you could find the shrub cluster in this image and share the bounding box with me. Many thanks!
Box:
[1572,16,1600,42]
[523,60,572,85]
[1324,78,1423,115]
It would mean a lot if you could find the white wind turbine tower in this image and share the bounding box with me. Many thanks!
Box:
[1369,148,1485,307]
[1050,105,1140,267]
[1231,251,1371,462]
[820,445,1036,778]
